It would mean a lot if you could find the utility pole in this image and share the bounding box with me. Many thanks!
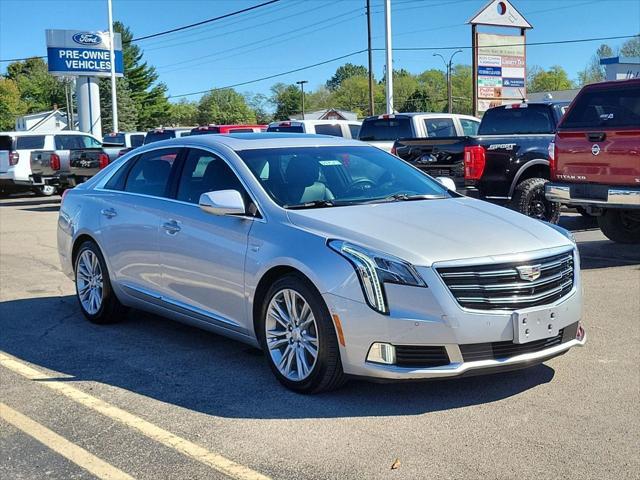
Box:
[366,0,374,116]
[384,0,393,114]
[107,0,118,132]
[433,49,462,113]
[296,80,308,120]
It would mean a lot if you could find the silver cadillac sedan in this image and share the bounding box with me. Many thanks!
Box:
[57,134,585,393]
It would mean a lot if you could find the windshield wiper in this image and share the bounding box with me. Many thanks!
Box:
[365,193,446,204]
[284,200,336,210]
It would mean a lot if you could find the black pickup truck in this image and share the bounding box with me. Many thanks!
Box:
[392,102,568,223]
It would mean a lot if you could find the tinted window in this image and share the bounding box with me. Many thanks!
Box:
[103,134,125,145]
[267,125,305,133]
[55,135,101,149]
[358,117,413,141]
[190,127,220,135]
[228,128,255,133]
[238,146,450,207]
[561,86,640,128]
[0,136,12,151]
[16,136,46,149]
[177,149,246,204]
[314,124,343,137]
[144,131,175,144]
[123,148,179,197]
[478,105,555,135]
[130,135,145,148]
[178,131,191,137]
[460,118,480,136]
[348,124,361,139]
[424,118,456,137]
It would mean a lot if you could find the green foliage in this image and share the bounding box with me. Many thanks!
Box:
[578,44,614,85]
[450,64,473,115]
[5,58,65,113]
[271,83,302,120]
[326,63,368,91]
[0,78,27,130]
[620,36,640,57]
[528,65,574,93]
[244,93,273,124]
[169,99,199,126]
[99,77,139,133]
[197,89,256,125]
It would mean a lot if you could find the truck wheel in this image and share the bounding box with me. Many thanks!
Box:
[597,209,640,244]
[512,178,560,224]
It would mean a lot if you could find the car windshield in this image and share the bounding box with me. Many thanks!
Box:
[237,146,451,208]
[358,117,412,141]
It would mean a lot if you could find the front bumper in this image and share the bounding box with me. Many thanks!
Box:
[546,183,640,209]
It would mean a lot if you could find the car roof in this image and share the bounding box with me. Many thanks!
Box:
[362,113,479,120]
[134,133,365,151]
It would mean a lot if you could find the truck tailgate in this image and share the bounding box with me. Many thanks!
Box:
[555,129,640,186]
[69,149,108,179]
[30,151,58,177]
[393,137,468,182]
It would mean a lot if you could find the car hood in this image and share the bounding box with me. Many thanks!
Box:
[286,197,573,266]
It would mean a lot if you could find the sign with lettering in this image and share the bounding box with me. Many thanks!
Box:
[46,29,123,77]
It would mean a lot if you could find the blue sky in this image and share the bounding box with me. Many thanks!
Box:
[1,0,638,102]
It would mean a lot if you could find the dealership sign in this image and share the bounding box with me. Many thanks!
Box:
[46,29,123,77]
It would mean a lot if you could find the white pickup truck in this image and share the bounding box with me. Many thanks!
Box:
[357,113,480,153]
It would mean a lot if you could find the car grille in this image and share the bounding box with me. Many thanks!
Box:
[459,323,578,362]
[394,345,450,368]
[436,250,574,311]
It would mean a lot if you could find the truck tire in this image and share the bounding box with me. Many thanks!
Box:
[597,209,640,244]
[511,178,560,224]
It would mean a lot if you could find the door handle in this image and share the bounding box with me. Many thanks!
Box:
[162,220,181,234]
[101,208,117,218]
[587,132,606,142]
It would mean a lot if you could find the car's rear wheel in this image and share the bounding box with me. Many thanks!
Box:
[74,240,127,323]
[259,274,346,393]
[511,177,560,224]
[597,209,640,244]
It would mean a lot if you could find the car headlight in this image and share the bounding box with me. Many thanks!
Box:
[328,240,426,314]
[545,222,576,244]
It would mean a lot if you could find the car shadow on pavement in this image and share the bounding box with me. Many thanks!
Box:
[0,197,61,208]
[0,295,557,419]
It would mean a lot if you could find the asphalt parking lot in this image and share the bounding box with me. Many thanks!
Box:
[1,193,638,480]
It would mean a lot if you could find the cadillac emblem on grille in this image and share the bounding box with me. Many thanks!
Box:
[516,264,542,281]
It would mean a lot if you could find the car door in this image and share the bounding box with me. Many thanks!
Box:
[98,147,182,299]
[157,148,255,332]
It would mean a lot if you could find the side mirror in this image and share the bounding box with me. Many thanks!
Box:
[199,190,246,216]
[435,177,457,192]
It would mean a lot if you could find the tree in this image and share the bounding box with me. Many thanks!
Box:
[450,64,473,115]
[99,77,139,133]
[392,70,418,111]
[620,36,640,57]
[197,89,256,125]
[578,44,614,85]
[332,75,378,117]
[528,65,574,93]
[0,78,27,130]
[168,99,199,126]
[114,21,170,129]
[6,57,65,113]
[404,69,447,112]
[270,83,302,120]
[326,63,368,91]
[245,93,273,124]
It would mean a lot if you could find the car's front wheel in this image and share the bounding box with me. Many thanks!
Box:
[259,274,346,393]
[74,240,127,323]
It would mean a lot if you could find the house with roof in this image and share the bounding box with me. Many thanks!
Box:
[290,108,358,121]
[15,108,76,132]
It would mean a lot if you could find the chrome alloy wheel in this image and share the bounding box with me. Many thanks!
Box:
[265,289,319,381]
[76,250,104,315]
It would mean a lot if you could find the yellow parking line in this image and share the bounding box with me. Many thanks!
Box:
[0,402,134,480]
[0,352,271,480]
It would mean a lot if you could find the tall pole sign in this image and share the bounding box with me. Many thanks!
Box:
[468,0,532,117]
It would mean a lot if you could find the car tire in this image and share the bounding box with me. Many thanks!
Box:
[33,185,57,197]
[597,209,640,244]
[511,177,560,224]
[74,240,127,324]
[258,274,346,393]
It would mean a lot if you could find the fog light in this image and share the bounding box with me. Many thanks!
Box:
[367,343,396,365]
[576,322,585,341]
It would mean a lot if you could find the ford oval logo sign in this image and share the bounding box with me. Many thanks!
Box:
[72,32,102,46]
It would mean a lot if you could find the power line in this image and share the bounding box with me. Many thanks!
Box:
[168,49,368,98]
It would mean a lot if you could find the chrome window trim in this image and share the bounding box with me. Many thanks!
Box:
[94,143,267,223]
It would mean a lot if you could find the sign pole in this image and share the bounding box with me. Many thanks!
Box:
[107,0,118,132]
[472,24,478,118]
[384,0,393,114]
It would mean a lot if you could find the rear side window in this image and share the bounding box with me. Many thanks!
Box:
[460,119,480,136]
[561,86,640,128]
[123,148,180,197]
[478,105,555,135]
[314,124,343,137]
[424,118,456,137]
[348,124,360,139]
[16,136,46,149]
[55,135,101,149]
[358,117,413,141]
[130,135,145,148]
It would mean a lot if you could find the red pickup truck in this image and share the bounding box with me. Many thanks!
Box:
[546,78,640,243]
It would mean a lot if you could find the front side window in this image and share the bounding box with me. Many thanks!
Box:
[348,124,361,139]
[176,149,246,204]
[459,118,480,136]
[237,146,451,208]
[123,148,179,197]
[314,124,343,137]
[424,118,456,137]
[16,136,46,149]
[55,135,101,149]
